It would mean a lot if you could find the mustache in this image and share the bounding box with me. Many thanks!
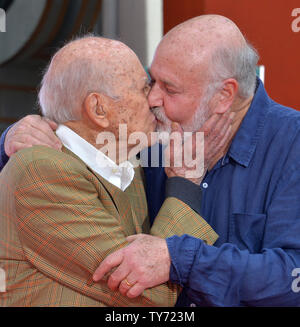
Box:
[151,107,171,124]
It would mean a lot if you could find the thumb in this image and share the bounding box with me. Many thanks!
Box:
[171,122,183,135]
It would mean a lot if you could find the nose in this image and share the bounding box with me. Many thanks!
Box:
[148,83,163,108]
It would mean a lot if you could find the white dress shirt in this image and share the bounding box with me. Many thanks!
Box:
[56,125,135,191]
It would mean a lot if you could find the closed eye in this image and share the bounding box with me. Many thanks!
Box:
[143,83,152,95]
[149,79,155,87]
[165,87,177,94]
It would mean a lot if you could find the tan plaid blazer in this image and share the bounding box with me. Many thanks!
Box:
[0,146,217,307]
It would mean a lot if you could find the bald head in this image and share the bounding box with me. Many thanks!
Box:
[39,36,143,123]
[51,36,137,76]
[165,15,246,49]
[156,15,259,98]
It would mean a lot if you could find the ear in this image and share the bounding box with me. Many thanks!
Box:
[83,93,109,129]
[212,78,238,114]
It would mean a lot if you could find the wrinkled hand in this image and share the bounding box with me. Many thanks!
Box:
[165,111,234,185]
[4,115,62,157]
[93,234,171,298]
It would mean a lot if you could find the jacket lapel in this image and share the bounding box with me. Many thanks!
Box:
[61,146,145,236]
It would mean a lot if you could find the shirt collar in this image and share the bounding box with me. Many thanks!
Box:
[56,125,135,191]
[228,78,271,167]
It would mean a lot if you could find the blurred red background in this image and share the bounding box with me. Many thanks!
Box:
[164,0,300,110]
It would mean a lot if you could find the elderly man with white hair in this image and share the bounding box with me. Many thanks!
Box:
[1,15,300,307]
[0,35,226,307]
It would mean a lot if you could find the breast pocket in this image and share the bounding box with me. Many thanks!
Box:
[229,213,267,253]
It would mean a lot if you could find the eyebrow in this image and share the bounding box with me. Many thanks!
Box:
[148,69,179,88]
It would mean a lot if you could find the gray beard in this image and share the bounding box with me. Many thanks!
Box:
[151,97,211,136]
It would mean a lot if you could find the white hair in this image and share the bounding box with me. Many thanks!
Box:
[208,40,259,99]
[38,37,118,123]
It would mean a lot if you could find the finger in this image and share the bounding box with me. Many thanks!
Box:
[205,111,233,148]
[6,135,61,157]
[206,112,230,142]
[215,112,233,140]
[164,167,177,178]
[93,250,124,282]
[200,111,230,150]
[42,117,58,130]
[126,283,145,298]
[118,273,138,296]
[170,122,184,150]
[199,113,221,136]
[29,121,62,149]
[212,124,232,151]
[165,123,184,168]
[12,115,61,149]
[171,122,183,134]
[5,142,41,157]
[16,127,61,150]
[107,264,131,291]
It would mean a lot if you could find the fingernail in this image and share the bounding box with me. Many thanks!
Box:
[171,122,180,131]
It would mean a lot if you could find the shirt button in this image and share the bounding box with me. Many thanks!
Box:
[111,168,118,174]
[190,303,197,307]
[202,182,208,189]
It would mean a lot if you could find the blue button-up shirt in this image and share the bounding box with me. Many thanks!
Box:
[1,80,300,306]
[144,79,300,306]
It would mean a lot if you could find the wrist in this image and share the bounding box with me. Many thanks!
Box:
[165,166,206,186]
[0,126,11,169]
[165,176,202,214]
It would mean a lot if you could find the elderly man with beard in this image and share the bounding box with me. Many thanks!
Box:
[92,15,300,307]
[1,15,300,307]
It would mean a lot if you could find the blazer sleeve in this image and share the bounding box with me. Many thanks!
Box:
[14,154,179,307]
[151,197,218,245]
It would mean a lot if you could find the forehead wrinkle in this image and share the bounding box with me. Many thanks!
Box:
[149,64,180,85]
